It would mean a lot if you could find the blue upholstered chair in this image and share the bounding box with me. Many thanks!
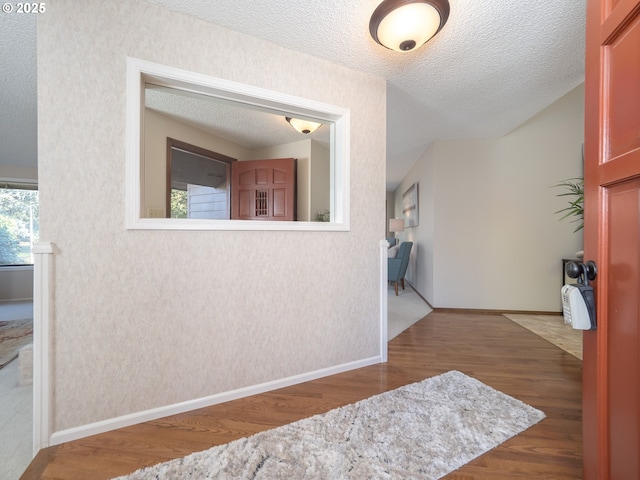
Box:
[388,241,413,296]
[386,236,397,247]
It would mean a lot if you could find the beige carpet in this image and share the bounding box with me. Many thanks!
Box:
[0,358,33,480]
[0,319,33,369]
[0,301,34,480]
[503,314,582,360]
[115,371,545,480]
[388,284,432,340]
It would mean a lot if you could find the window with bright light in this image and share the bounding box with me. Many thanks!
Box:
[0,183,39,266]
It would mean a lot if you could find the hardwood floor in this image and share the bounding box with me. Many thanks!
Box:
[21,312,582,479]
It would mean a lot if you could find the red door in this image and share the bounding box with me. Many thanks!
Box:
[583,0,640,477]
[230,158,296,221]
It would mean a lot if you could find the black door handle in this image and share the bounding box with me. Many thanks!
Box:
[565,260,597,285]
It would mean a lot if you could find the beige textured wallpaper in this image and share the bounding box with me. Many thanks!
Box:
[38,0,386,434]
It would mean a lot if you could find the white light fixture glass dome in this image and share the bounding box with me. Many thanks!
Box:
[286,117,322,134]
[370,0,450,53]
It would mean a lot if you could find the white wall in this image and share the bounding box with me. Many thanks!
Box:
[309,140,330,220]
[0,266,33,301]
[395,84,585,311]
[38,0,386,437]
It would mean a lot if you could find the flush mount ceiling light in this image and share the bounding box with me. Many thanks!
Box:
[286,117,322,134]
[369,0,450,53]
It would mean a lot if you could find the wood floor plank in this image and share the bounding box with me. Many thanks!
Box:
[21,312,583,479]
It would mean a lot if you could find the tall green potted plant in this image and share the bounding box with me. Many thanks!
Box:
[554,178,584,233]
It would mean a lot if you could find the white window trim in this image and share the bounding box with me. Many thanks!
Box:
[125,57,350,231]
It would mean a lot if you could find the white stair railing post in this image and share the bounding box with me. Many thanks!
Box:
[380,239,389,362]
[32,242,53,455]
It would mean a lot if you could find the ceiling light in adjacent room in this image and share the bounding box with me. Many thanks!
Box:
[286,117,322,134]
[369,0,450,53]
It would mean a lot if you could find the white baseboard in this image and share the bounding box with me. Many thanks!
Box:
[49,355,383,446]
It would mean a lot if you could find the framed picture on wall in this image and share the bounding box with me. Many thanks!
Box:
[402,182,418,227]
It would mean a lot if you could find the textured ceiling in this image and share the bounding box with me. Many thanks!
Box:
[0,0,585,190]
[143,0,586,190]
[145,86,331,150]
[0,14,37,176]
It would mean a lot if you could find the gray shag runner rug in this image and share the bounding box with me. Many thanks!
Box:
[115,371,545,479]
